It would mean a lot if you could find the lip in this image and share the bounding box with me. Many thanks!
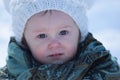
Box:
[48,53,63,57]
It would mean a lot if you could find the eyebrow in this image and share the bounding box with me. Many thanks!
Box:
[33,28,47,33]
[31,24,73,33]
[59,25,73,29]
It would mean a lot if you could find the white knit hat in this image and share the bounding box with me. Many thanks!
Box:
[3,0,95,43]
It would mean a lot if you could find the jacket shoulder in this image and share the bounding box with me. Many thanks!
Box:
[0,66,9,80]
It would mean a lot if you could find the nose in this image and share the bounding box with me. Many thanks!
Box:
[48,38,61,49]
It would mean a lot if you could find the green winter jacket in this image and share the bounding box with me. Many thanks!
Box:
[0,33,120,80]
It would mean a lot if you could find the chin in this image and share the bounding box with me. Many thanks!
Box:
[51,61,65,64]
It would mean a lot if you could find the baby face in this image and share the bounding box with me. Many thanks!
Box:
[24,10,80,64]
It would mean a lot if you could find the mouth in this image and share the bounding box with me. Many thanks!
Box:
[48,53,63,57]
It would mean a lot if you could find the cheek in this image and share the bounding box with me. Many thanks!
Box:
[63,35,79,56]
[67,43,78,54]
[63,39,78,55]
[28,43,47,60]
[63,35,79,49]
[32,49,48,63]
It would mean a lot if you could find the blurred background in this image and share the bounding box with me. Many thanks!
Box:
[0,0,120,67]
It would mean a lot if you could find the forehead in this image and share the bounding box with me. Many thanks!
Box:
[25,10,78,31]
[27,10,76,24]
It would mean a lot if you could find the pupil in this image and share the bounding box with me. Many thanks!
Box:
[60,30,67,35]
[39,34,46,38]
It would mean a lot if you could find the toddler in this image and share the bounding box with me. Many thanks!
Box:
[0,0,120,80]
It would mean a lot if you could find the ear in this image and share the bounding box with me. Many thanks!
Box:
[3,0,35,14]
[3,0,11,13]
[76,0,96,10]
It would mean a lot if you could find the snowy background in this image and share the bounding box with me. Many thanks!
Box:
[0,0,120,67]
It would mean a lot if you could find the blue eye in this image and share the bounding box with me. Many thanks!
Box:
[38,34,47,38]
[59,30,69,35]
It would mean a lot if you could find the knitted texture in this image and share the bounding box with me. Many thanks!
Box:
[3,0,95,43]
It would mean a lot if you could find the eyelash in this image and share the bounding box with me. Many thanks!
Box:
[59,30,69,36]
[37,30,69,39]
[37,34,47,39]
